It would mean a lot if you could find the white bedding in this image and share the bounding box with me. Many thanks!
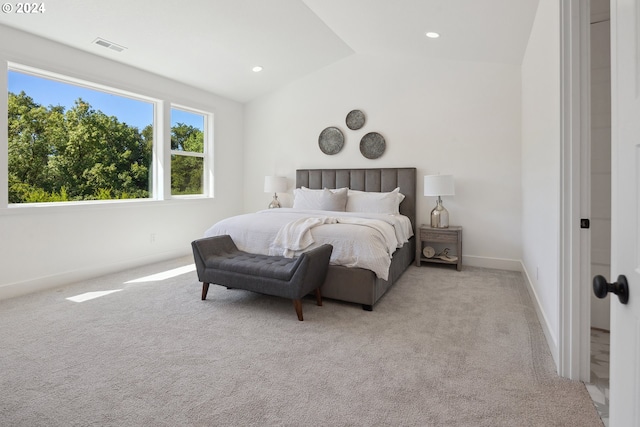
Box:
[203,208,413,280]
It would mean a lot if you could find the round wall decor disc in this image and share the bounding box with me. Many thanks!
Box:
[318,126,344,155]
[346,109,365,130]
[359,132,385,159]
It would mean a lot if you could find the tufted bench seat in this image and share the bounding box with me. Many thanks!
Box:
[191,235,333,321]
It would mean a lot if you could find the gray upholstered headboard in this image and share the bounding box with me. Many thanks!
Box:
[295,168,417,232]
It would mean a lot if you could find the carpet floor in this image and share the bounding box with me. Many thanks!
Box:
[0,257,603,426]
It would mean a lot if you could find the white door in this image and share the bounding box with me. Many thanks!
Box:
[609,0,640,425]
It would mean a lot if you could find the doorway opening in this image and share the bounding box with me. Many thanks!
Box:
[586,0,611,424]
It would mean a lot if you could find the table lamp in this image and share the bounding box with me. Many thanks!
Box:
[264,176,287,208]
[423,174,455,228]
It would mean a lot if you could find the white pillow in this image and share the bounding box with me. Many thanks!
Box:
[346,187,403,214]
[293,187,348,211]
[347,188,405,204]
[298,186,347,194]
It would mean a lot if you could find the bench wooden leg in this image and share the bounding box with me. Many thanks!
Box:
[293,299,303,321]
[315,288,322,306]
[201,283,210,300]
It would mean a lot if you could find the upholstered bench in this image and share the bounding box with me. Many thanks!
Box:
[191,235,333,321]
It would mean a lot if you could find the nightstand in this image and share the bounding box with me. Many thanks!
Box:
[415,225,462,271]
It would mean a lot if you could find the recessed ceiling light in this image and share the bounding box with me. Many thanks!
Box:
[425,32,440,39]
[252,66,263,73]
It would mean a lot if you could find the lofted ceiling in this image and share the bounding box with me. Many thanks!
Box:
[0,0,540,103]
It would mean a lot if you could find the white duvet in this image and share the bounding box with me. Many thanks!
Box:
[203,208,413,280]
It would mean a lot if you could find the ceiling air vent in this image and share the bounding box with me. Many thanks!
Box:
[93,38,126,53]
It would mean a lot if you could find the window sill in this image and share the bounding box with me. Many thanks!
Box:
[0,196,214,216]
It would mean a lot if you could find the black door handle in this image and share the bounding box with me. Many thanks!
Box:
[593,274,629,304]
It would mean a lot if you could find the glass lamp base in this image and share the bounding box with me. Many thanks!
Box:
[430,199,449,228]
[268,194,281,209]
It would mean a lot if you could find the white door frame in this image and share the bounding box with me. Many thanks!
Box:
[559,0,592,382]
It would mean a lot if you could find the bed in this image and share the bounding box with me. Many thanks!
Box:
[204,167,416,310]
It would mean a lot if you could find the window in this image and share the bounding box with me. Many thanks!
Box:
[7,67,154,203]
[170,107,205,196]
[6,64,213,204]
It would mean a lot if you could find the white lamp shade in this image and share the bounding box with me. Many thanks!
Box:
[264,176,287,193]
[423,175,455,196]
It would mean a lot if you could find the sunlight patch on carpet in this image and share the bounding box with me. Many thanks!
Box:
[124,264,196,284]
[66,289,123,302]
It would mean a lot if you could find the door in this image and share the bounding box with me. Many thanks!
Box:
[609,0,640,425]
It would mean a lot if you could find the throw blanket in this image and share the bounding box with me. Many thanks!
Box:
[270,217,337,257]
[270,216,398,258]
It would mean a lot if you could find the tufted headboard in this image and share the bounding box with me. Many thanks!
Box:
[295,168,417,232]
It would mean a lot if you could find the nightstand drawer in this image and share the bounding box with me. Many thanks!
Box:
[420,229,458,243]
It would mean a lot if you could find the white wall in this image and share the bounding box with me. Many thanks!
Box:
[244,53,523,270]
[521,0,561,362]
[0,25,245,299]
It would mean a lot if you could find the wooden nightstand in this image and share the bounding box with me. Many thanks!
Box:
[415,225,462,271]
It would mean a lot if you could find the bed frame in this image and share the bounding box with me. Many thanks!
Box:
[296,167,416,310]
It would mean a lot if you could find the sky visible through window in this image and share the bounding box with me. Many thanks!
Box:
[8,70,203,131]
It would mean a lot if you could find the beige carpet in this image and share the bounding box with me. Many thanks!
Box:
[0,257,603,426]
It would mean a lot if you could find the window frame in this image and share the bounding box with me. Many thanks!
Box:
[169,104,211,198]
[4,63,214,207]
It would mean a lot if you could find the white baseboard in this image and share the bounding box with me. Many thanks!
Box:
[520,261,559,369]
[0,249,190,301]
[462,255,522,271]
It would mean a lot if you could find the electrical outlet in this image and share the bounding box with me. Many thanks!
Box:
[150,233,156,243]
